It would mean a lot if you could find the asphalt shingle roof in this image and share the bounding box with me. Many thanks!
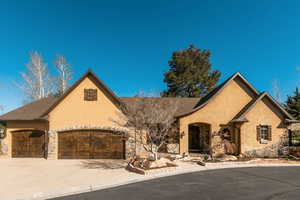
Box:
[0,71,293,122]
[0,96,58,121]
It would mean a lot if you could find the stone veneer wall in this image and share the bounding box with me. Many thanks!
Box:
[0,138,8,156]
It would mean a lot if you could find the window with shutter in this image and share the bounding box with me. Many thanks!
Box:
[84,89,97,101]
[256,126,261,141]
[289,130,300,146]
[267,125,272,141]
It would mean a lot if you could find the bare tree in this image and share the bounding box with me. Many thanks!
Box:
[272,79,281,102]
[17,52,53,102]
[115,92,179,160]
[54,54,72,95]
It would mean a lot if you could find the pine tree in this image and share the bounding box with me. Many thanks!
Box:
[162,45,221,97]
[285,88,300,120]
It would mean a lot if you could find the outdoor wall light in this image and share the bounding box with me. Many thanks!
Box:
[180,131,185,138]
[0,128,6,139]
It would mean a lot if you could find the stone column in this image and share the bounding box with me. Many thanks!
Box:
[125,133,136,159]
[47,130,57,159]
[0,139,8,157]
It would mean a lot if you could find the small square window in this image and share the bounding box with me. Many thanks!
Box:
[84,89,97,101]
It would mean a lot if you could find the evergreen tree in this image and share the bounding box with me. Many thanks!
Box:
[162,45,221,97]
[285,88,300,120]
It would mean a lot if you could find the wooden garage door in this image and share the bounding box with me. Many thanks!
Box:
[12,130,45,158]
[58,130,125,159]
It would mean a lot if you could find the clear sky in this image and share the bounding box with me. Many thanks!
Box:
[0,0,299,113]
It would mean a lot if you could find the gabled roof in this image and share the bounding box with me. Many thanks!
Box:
[0,96,58,121]
[41,69,121,117]
[0,71,294,123]
[0,70,122,121]
[176,72,260,117]
[231,92,294,122]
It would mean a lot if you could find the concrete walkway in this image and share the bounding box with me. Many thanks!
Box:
[1,159,300,200]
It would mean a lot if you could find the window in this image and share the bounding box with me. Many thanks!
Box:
[221,128,231,141]
[84,89,97,101]
[257,125,271,143]
[260,125,269,140]
[290,130,300,146]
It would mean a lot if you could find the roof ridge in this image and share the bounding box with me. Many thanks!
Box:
[231,91,294,122]
[40,69,121,118]
[176,72,260,118]
[119,97,200,99]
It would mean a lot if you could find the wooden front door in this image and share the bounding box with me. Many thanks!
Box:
[58,130,125,159]
[12,130,45,158]
[188,126,201,152]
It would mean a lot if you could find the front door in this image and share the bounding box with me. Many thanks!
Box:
[188,126,201,152]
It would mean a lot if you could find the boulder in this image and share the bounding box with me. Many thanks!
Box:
[216,154,238,162]
[170,154,183,160]
[148,158,171,169]
[197,161,206,166]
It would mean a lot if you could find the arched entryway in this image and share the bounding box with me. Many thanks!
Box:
[188,123,211,153]
[58,129,125,159]
[11,130,46,158]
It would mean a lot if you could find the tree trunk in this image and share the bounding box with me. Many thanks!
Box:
[152,151,158,161]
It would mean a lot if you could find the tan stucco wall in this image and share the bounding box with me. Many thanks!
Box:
[1,121,48,158]
[48,76,123,130]
[240,98,286,155]
[47,76,125,159]
[179,78,253,155]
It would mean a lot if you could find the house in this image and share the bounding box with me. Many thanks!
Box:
[0,70,297,159]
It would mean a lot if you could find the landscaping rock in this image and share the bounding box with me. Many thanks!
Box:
[149,158,170,168]
[215,154,238,162]
[196,161,206,166]
[170,154,182,160]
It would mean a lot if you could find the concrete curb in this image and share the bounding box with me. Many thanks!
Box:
[20,163,300,200]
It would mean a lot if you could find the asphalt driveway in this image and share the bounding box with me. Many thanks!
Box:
[52,166,300,200]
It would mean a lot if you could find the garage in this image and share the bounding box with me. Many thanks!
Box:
[12,130,46,158]
[58,130,125,159]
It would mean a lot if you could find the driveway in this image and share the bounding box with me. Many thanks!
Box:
[0,158,141,200]
[52,166,300,200]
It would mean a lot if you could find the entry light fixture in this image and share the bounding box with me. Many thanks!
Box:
[0,127,6,139]
[180,131,185,138]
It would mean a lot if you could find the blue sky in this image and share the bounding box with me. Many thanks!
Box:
[0,0,299,113]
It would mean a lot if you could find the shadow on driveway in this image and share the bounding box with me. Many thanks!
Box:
[80,159,127,169]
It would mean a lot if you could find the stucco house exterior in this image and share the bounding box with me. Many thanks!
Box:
[0,70,297,159]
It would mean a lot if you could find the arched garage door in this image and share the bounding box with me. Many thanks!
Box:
[12,130,46,158]
[58,130,125,159]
